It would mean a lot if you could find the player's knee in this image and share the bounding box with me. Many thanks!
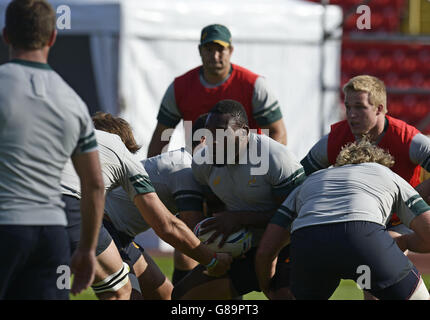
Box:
[92,262,132,300]
[115,280,132,300]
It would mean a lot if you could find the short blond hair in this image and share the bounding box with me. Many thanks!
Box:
[343,75,387,113]
[335,138,394,168]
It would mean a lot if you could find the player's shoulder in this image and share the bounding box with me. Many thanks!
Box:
[329,118,349,132]
[175,65,201,81]
[149,148,192,172]
[232,63,259,76]
[253,133,295,159]
[0,63,27,96]
[231,63,259,83]
[0,62,21,77]
[386,115,419,135]
[342,162,395,180]
[95,130,125,153]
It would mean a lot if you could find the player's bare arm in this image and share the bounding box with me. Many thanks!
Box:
[134,192,232,276]
[70,150,105,294]
[396,211,430,253]
[415,178,430,205]
[255,223,290,297]
[147,122,172,157]
[262,118,287,146]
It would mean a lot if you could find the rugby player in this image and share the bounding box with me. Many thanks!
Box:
[0,0,104,299]
[172,99,305,299]
[300,75,430,299]
[147,24,287,158]
[101,113,208,299]
[62,113,231,300]
[257,140,430,300]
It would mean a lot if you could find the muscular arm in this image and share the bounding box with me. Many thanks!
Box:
[134,192,231,274]
[300,135,330,176]
[174,210,206,272]
[415,179,430,205]
[397,211,430,253]
[261,119,287,145]
[147,122,173,158]
[409,133,430,203]
[255,223,291,294]
[70,150,105,294]
[179,210,205,230]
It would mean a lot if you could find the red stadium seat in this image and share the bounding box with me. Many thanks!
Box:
[306,0,428,134]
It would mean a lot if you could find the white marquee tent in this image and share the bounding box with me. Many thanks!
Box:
[0,0,343,251]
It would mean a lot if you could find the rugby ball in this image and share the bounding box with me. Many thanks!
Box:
[193,217,253,258]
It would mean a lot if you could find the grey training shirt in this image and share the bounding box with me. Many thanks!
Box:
[272,163,430,233]
[61,130,155,201]
[104,148,204,237]
[0,60,97,226]
[192,133,305,245]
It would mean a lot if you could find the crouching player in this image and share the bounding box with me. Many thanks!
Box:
[101,114,209,299]
[256,140,430,300]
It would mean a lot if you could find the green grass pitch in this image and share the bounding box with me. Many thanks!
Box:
[70,255,430,300]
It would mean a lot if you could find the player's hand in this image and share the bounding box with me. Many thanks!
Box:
[204,252,232,277]
[389,229,409,252]
[70,247,97,295]
[393,234,409,252]
[199,211,242,248]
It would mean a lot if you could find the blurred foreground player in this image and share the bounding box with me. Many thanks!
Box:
[0,0,104,299]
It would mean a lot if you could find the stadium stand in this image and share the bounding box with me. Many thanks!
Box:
[307,0,430,135]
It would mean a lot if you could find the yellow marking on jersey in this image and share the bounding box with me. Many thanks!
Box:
[213,176,221,186]
[132,241,140,249]
[248,177,257,185]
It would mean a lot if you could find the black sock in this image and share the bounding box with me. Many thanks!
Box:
[172,268,192,286]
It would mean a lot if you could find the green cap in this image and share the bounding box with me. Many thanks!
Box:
[200,24,232,48]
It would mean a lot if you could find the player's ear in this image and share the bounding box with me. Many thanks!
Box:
[376,103,384,115]
[47,29,57,47]
[228,45,234,55]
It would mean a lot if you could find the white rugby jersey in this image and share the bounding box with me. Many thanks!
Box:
[272,163,430,233]
[61,130,154,201]
[0,60,97,226]
[104,148,204,237]
[192,133,305,245]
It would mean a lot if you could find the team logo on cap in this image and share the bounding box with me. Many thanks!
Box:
[213,176,221,186]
